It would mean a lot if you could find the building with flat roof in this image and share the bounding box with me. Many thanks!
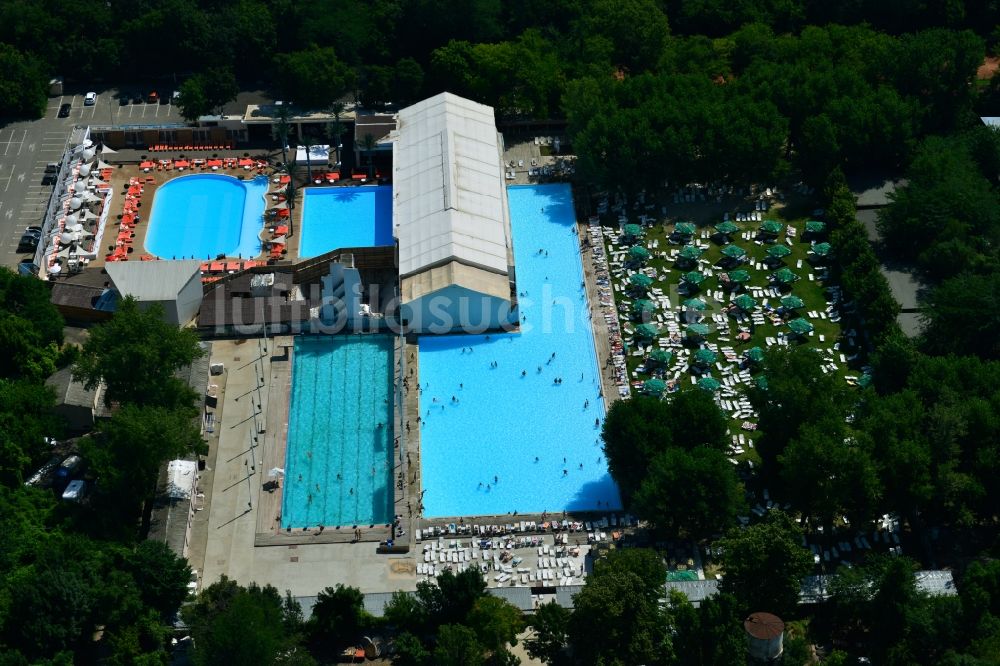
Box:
[392,92,517,333]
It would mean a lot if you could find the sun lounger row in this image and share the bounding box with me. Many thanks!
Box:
[149,143,235,151]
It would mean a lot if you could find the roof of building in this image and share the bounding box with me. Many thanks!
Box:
[393,92,511,280]
[166,459,197,499]
[981,117,1000,127]
[355,114,397,144]
[664,579,720,605]
[105,260,201,301]
[744,612,785,640]
[401,260,511,304]
[45,366,100,408]
[555,585,584,609]
[487,586,534,611]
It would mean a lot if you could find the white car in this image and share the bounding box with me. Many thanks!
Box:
[83,92,97,106]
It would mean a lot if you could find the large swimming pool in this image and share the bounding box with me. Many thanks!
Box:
[282,335,395,528]
[418,184,622,517]
[145,174,266,259]
[299,186,393,258]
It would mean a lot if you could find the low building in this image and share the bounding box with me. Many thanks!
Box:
[104,259,204,326]
[45,366,109,433]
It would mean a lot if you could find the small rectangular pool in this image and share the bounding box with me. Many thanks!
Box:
[418,184,622,517]
[282,334,395,528]
[299,186,393,258]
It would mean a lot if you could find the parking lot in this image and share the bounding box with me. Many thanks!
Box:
[0,88,187,269]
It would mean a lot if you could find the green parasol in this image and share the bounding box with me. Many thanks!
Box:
[674,222,696,236]
[772,268,799,284]
[733,294,757,310]
[715,220,739,235]
[633,298,656,313]
[811,242,832,257]
[649,349,673,365]
[759,220,784,235]
[693,348,717,365]
[767,245,792,259]
[686,323,711,336]
[629,245,651,261]
[780,295,804,309]
[678,245,704,261]
[697,376,721,392]
[745,346,765,363]
[635,323,659,339]
[682,271,706,285]
[858,373,873,388]
[787,317,814,335]
[629,273,653,289]
[624,223,644,238]
[643,378,667,395]
[683,297,707,311]
[727,269,751,283]
[805,220,825,233]
[755,375,769,390]
[721,244,747,259]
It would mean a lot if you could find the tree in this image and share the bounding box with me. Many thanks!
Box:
[271,46,356,110]
[669,591,747,665]
[361,133,377,179]
[601,396,675,500]
[592,548,668,599]
[81,404,206,534]
[73,298,203,410]
[0,268,65,346]
[0,379,61,486]
[416,568,488,631]
[177,67,238,122]
[921,272,1000,359]
[0,314,58,382]
[392,631,431,666]
[568,566,673,665]
[307,584,370,653]
[466,595,524,658]
[525,602,570,665]
[325,102,346,169]
[126,540,191,620]
[632,447,744,539]
[661,389,729,452]
[749,346,851,472]
[183,577,305,666]
[433,624,485,666]
[0,43,49,118]
[778,417,880,529]
[716,511,813,616]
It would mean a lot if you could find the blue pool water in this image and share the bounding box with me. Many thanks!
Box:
[145,174,266,259]
[299,186,393,258]
[418,184,622,517]
[282,335,394,528]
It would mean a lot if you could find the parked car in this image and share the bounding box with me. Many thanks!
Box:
[17,261,37,276]
[146,91,159,103]
[83,92,97,106]
[41,174,56,186]
[17,231,40,252]
[118,94,129,106]
[53,455,83,489]
[62,479,87,502]
[58,103,71,117]
[132,93,143,104]
[45,162,60,173]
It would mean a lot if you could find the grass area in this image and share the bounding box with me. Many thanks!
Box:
[596,198,867,456]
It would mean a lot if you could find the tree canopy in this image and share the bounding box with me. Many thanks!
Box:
[73,298,203,411]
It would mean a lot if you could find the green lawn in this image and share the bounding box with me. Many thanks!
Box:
[598,203,864,456]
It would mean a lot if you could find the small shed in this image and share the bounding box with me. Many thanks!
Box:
[45,366,108,433]
[105,260,203,326]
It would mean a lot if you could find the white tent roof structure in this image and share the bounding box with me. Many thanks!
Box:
[392,92,512,279]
